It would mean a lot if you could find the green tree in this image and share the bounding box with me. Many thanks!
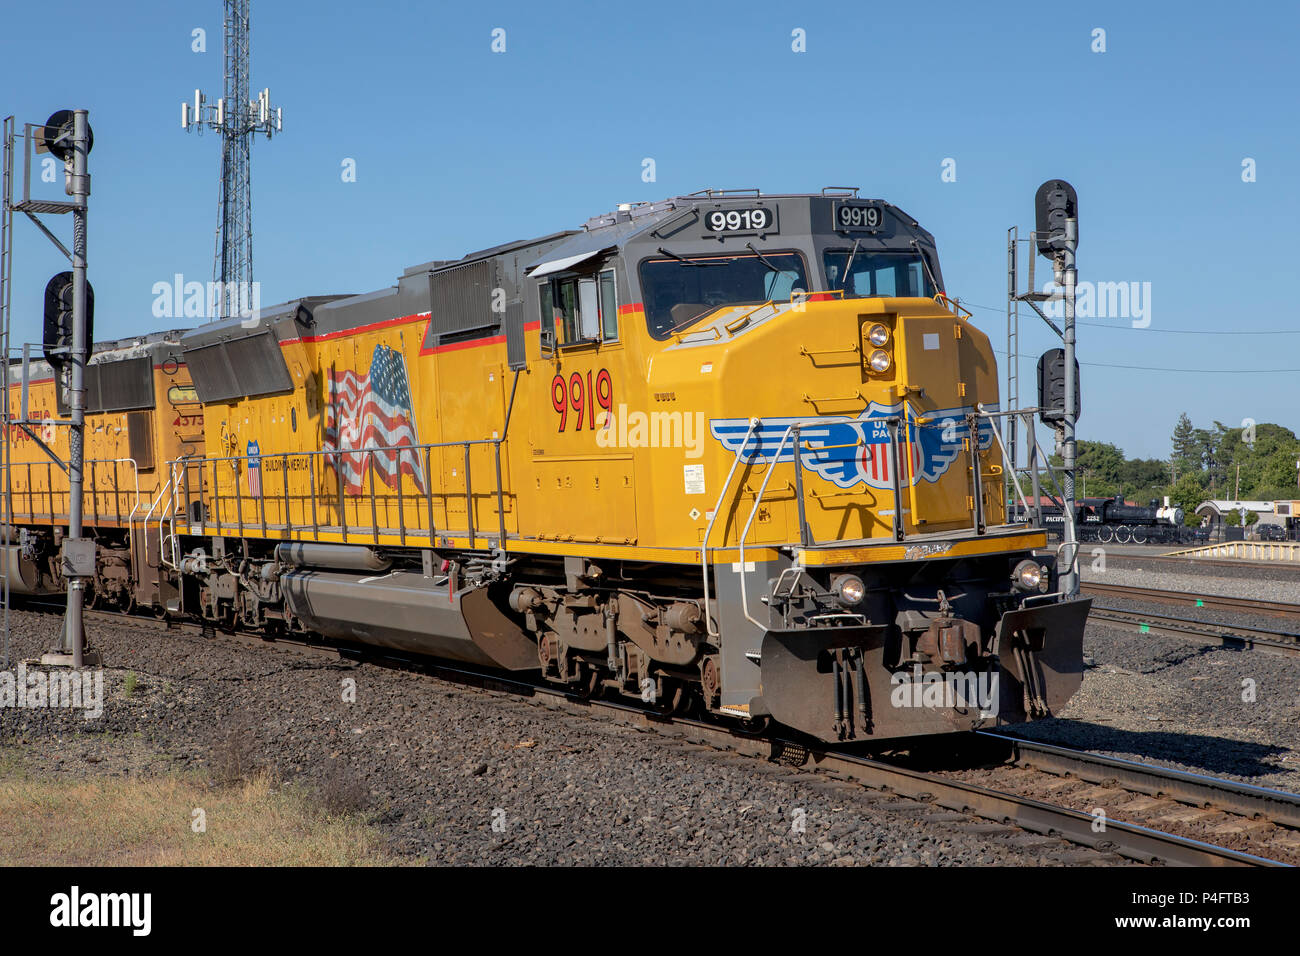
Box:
[1170,412,1196,478]
[1166,472,1209,526]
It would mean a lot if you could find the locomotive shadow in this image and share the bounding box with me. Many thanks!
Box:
[1009,718,1294,784]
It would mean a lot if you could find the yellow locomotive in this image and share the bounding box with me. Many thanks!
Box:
[14,189,1091,742]
[4,332,198,611]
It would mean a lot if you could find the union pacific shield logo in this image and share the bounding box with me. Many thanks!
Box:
[709,402,996,491]
[246,439,262,497]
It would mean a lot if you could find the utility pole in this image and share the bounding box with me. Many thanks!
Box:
[181,0,282,319]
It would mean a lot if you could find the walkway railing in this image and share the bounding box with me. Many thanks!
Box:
[165,437,509,552]
[1,456,141,531]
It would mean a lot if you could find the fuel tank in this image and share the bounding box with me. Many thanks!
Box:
[1,545,52,596]
[279,568,538,671]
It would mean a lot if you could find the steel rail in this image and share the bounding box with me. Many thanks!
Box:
[978,731,1300,829]
[1096,551,1300,576]
[1089,605,1300,657]
[1082,581,1300,618]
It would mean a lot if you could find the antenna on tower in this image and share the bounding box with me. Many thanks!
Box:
[181,0,282,321]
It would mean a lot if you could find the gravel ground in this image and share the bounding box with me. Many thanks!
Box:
[1094,549,1300,585]
[0,609,1117,866]
[1011,619,1300,793]
[1081,561,1300,604]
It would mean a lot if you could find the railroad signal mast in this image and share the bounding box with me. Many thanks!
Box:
[181,0,282,319]
[1003,180,1081,597]
[0,109,99,667]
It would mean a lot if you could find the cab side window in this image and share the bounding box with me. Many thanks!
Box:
[539,268,619,346]
[599,269,618,340]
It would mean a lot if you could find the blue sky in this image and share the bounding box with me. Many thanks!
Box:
[1,0,1296,459]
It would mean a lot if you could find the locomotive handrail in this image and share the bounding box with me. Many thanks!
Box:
[2,455,140,533]
[144,470,175,570]
[933,292,972,320]
[165,433,511,553]
[724,300,778,334]
[700,417,760,639]
[92,457,143,552]
[802,390,865,409]
[735,415,864,630]
[798,343,859,362]
[976,403,1081,576]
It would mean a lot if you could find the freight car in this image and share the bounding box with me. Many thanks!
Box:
[7,189,1091,743]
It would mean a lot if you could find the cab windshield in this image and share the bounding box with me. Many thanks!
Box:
[823,250,934,298]
[640,251,808,338]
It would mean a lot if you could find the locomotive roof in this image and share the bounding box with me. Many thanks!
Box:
[177,188,945,402]
[6,329,189,386]
[402,189,933,279]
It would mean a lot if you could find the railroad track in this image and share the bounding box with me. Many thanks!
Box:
[1099,551,1300,577]
[1081,581,1300,618]
[1088,606,1300,656]
[971,732,1300,864]
[1080,581,1300,656]
[10,601,1295,867]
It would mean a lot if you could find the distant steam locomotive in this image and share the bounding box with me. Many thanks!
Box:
[1011,495,1190,544]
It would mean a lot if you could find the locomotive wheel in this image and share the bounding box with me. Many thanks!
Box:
[738,715,770,736]
[1115,525,1132,544]
[651,680,689,715]
[573,664,602,700]
[1097,526,1113,543]
[1133,528,1148,544]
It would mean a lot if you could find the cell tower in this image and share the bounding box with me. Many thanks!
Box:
[181,0,282,319]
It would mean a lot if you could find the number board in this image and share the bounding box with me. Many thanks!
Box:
[833,201,886,232]
[701,206,778,237]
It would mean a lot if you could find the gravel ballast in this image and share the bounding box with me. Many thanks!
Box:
[1012,560,1300,792]
[0,609,1117,866]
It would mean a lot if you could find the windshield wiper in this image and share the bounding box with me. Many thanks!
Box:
[745,242,782,274]
[839,238,862,288]
[657,247,724,266]
[909,239,942,295]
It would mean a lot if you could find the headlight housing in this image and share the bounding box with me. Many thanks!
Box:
[868,349,891,373]
[831,573,866,606]
[1011,559,1049,593]
[867,323,890,347]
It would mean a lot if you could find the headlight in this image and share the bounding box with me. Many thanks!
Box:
[1011,559,1048,592]
[868,349,891,372]
[832,573,866,606]
[867,323,890,346]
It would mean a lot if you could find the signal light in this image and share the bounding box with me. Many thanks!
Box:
[1034,179,1077,259]
[33,109,94,162]
[42,271,94,370]
[1037,347,1079,425]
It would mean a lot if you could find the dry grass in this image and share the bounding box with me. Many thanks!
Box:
[0,750,415,866]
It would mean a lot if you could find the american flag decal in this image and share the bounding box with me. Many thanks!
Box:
[324,344,427,495]
[856,437,922,486]
[246,439,262,497]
